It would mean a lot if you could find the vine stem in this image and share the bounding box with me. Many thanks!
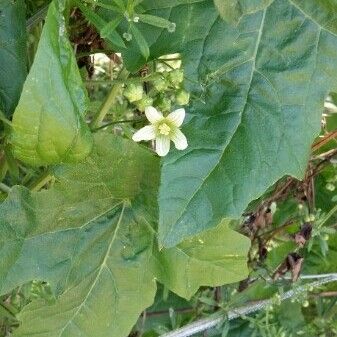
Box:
[26,3,50,30]
[90,68,129,129]
[159,274,337,337]
[0,183,11,194]
[93,118,144,132]
[29,170,53,192]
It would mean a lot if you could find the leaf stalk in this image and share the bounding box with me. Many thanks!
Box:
[90,68,129,129]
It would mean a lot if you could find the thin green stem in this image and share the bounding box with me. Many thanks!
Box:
[0,183,11,194]
[0,300,17,317]
[29,171,53,192]
[26,3,50,30]
[158,57,182,61]
[76,49,115,58]
[0,110,12,128]
[90,68,129,129]
[161,60,175,70]
[318,203,337,228]
[83,0,121,12]
[85,73,160,86]
[93,118,144,132]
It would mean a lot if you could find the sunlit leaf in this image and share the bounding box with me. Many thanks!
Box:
[153,220,250,299]
[11,0,93,166]
[130,24,150,60]
[101,17,123,39]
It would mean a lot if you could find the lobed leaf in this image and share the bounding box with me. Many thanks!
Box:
[153,220,250,299]
[158,0,337,246]
[110,0,337,247]
[0,131,250,336]
[1,133,159,337]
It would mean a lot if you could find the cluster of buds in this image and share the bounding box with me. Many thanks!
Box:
[122,68,190,114]
[122,67,190,156]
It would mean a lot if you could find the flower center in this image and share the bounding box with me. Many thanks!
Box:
[158,123,171,136]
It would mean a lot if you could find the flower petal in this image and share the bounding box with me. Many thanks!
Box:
[167,108,185,127]
[132,125,156,142]
[145,106,163,124]
[171,129,188,150]
[155,135,170,157]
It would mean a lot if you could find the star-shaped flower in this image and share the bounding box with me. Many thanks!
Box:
[132,106,188,156]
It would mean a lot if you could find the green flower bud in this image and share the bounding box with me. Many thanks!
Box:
[176,90,190,105]
[135,96,153,112]
[168,69,184,87]
[323,234,330,241]
[326,183,335,191]
[123,32,132,41]
[153,77,169,91]
[309,214,315,222]
[124,83,143,102]
[156,96,171,112]
[167,22,176,33]
[302,300,309,308]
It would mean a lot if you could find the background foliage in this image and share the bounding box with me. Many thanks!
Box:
[1,0,337,336]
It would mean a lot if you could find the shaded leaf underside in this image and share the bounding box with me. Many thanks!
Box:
[0,0,27,117]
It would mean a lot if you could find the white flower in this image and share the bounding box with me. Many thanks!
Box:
[132,106,188,157]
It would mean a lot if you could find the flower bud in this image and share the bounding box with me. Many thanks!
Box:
[135,96,153,112]
[123,32,132,41]
[326,183,335,191]
[176,90,190,105]
[168,69,184,87]
[124,83,143,102]
[302,300,309,308]
[168,22,176,33]
[153,77,169,91]
[156,96,171,112]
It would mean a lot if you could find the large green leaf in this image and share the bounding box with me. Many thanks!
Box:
[0,0,27,117]
[290,0,337,35]
[115,0,337,247]
[153,220,250,299]
[13,206,156,337]
[0,133,159,337]
[213,0,272,24]
[1,132,248,336]
[11,0,93,166]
